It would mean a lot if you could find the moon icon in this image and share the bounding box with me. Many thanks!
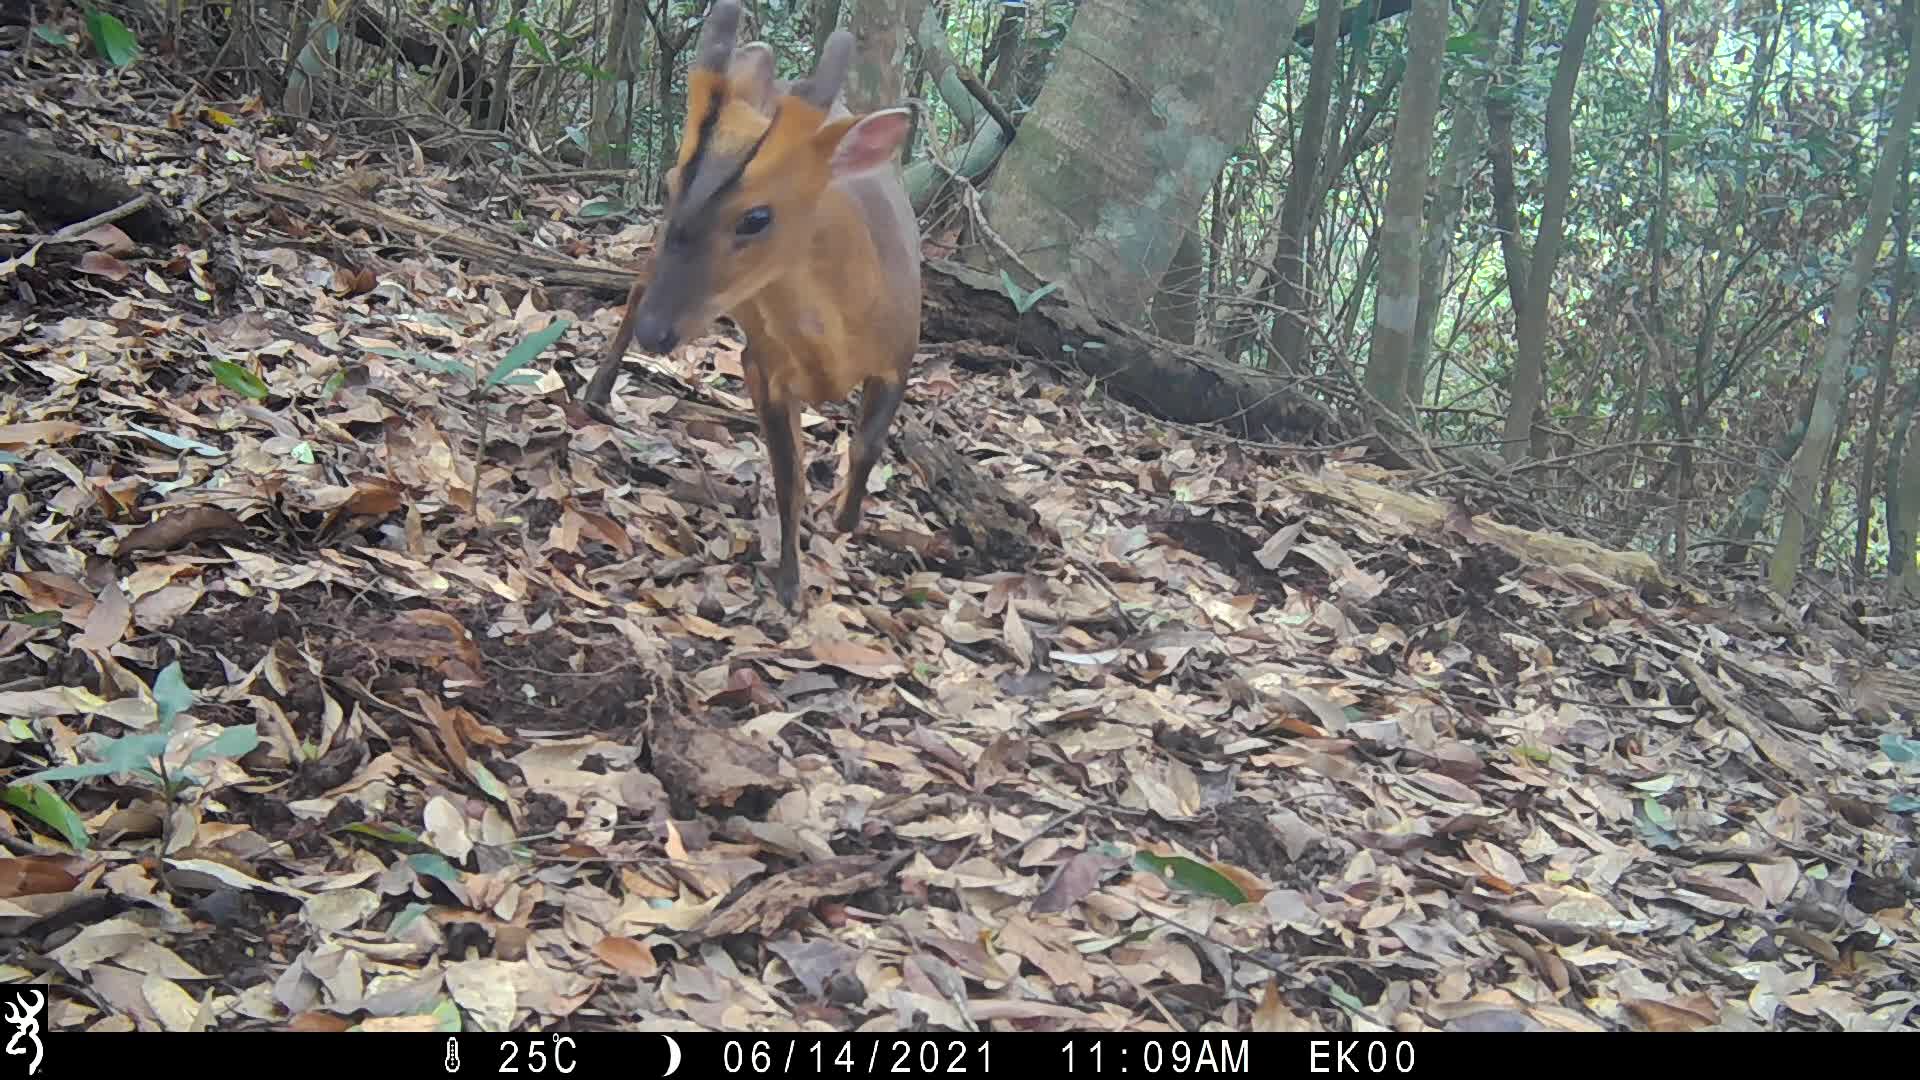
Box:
[662,1034,682,1076]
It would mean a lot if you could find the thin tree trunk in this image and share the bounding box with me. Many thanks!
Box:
[813,0,845,54]
[846,0,913,114]
[1887,382,1920,597]
[1634,0,1672,506]
[1855,155,1913,574]
[985,1,1026,97]
[1411,0,1502,399]
[1151,226,1206,344]
[485,0,531,131]
[1363,0,1450,415]
[1769,7,1920,593]
[1485,0,1532,314]
[1222,0,1344,365]
[1499,0,1600,463]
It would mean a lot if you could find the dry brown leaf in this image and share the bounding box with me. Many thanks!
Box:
[808,639,905,680]
[0,856,84,898]
[689,854,904,942]
[72,582,133,653]
[593,935,660,978]
[117,506,252,557]
[0,421,83,450]
[79,251,133,280]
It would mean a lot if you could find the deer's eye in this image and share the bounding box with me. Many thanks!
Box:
[736,206,774,236]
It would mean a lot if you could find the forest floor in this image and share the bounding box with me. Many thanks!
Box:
[2,48,1918,1035]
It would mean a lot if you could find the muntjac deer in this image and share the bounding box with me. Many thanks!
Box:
[581,0,922,611]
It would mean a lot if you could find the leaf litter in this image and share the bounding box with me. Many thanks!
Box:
[0,40,1915,1038]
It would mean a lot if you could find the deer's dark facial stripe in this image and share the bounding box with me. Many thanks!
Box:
[669,102,781,249]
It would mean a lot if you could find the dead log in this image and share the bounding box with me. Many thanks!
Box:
[0,135,173,244]
[920,259,1348,445]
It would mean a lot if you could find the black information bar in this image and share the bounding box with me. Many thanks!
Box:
[24,1028,1817,1078]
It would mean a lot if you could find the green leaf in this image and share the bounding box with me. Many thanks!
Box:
[486,319,571,387]
[29,730,171,784]
[1512,744,1552,765]
[466,761,510,802]
[33,23,72,46]
[1019,280,1061,312]
[506,17,554,63]
[578,200,623,219]
[428,996,463,1032]
[998,269,1026,308]
[1,783,91,850]
[185,723,259,765]
[1889,795,1919,814]
[14,610,60,628]
[409,852,462,884]
[1445,31,1492,57]
[152,662,194,726]
[130,424,224,457]
[209,359,270,400]
[290,441,316,464]
[1881,734,1918,764]
[343,822,422,845]
[389,901,433,935]
[85,8,139,67]
[1131,851,1249,904]
[1322,982,1367,1014]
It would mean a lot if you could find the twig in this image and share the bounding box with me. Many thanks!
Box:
[44,195,154,243]
[956,70,1017,146]
[521,168,639,184]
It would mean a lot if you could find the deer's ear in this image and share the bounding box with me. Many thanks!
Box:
[825,108,912,178]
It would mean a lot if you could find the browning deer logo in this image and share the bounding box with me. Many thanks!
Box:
[2,988,43,1077]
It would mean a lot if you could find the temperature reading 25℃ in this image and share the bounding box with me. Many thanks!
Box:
[496,1034,579,1073]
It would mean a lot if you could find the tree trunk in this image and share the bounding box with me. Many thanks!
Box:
[1634,0,1672,499]
[1411,0,1502,400]
[1484,0,1532,315]
[985,0,1306,324]
[1888,383,1920,597]
[813,0,845,54]
[1768,9,1920,594]
[583,0,637,166]
[1722,409,1807,566]
[1150,225,1205,343]
[1499,0,1599,463]
[485,0,531,131]
[1231,0,1344,367]
[1855,155,1913,574]
[846,0,913,113]
[985,1,1027,97]
[1362,0,1450,416]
